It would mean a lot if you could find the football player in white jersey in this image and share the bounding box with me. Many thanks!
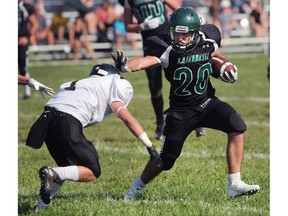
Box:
[26,64,160,211]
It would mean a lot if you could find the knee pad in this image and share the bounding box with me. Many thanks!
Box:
[160,154,177,170]
[229,112,247,132]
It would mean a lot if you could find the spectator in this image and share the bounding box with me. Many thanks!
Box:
[50,5,69,44]
[64,0,97,35]
[113,2,139,57]
[215,0,237,39]
[95,0,115,43]
[69,16,97,62]
[18,0,38,99]
[30,2,54,46]
[249,0,268,37]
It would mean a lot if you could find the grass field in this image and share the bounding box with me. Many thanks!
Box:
[18,53,270,215]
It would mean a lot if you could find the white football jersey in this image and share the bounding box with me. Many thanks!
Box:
[45,74,133,127]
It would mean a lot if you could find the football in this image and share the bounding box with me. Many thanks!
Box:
[211,56,236,79]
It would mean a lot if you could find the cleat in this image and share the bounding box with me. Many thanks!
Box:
[123,186,143,201]
[33,198,49,212]
[39,166,59,205]
[155,121,164,140]
[195,127,206,137]
[227,180,260,198]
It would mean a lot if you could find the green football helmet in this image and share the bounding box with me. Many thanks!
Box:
[169,7,201,52]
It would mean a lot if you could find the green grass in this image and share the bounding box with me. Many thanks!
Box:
[18,54,269,215]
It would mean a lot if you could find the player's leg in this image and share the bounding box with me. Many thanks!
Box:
[145,66,164,140]
[226,132,260,198]
[124,111,193,200]
[35,111,100,210]
[18,38,31,99]
[201,98,260,198]
[45,112,101,183]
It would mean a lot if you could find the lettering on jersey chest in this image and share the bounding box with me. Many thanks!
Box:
[177,53,209,64]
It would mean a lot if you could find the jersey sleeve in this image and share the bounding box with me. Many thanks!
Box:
[200,24,221,47]
[108,76,133,108]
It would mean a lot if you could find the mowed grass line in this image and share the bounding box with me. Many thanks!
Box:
[18,54,269,215]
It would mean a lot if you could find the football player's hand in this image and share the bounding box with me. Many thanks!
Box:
[28,78,55,98]
[111,50,131,73]
[146,145,162,169]
[140,15,160,31]
[220,65,238,83]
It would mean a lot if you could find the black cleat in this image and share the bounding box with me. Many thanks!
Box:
[39,166,59,205]
[195,127,206,137]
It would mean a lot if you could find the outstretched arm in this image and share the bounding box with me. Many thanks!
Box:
[18,74,30,85]
[111,101,161,164]
[18,75,55,97]
[111,50,161,73]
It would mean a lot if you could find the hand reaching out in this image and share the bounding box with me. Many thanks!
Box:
[28,78,55,98]
[111,50,131,73]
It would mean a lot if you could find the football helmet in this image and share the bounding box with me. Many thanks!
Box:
[89,64,120,77]
[169,7,201,52]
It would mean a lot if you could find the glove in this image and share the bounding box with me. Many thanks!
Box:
[140,15,160,31]
[111,50,131,73]
[147,145,162,169]
[220,65,238,83]
[28,78,55,98]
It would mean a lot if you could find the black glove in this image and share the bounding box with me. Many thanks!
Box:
[111,50,131,73]
[147,145,162,169]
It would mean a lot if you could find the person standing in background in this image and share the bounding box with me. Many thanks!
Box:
[113,1,139,57]
[18,0,38,99]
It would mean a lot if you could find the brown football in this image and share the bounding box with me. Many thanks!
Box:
[211,56,236,78]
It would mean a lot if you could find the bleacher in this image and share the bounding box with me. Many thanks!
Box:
[28,0,270,62]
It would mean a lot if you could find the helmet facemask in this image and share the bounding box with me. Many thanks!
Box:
[169,27,200,52]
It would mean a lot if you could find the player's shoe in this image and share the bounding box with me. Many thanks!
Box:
[195,127,206,137]
[123,185,143,201]
[33,198,49,212]
[227,180,260,198]
[39,166,59,205]
[155,121,164,140]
